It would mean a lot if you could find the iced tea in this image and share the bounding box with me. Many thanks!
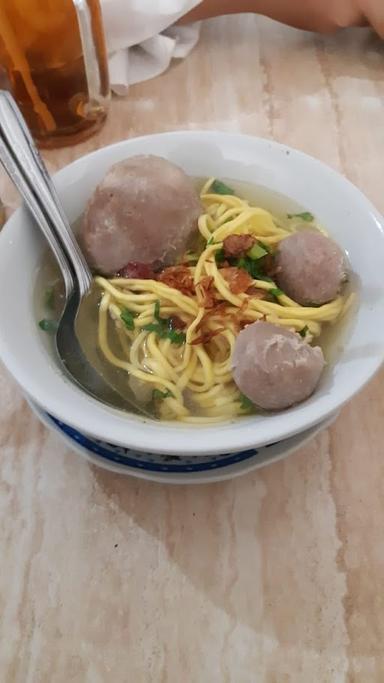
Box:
[0,0,110,148]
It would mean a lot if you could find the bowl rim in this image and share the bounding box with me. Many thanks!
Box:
[1,130,384,455]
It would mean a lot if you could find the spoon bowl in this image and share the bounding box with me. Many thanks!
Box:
[59,285,153,415]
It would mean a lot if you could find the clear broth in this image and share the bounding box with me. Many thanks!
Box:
[34,178,358,419]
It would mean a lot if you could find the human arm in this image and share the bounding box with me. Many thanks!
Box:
[179,0,384,37]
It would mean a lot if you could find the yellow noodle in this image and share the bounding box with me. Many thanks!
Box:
[94,180,350,422]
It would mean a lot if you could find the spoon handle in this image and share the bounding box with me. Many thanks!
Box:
[0,109,74,298]
[0,91,92,297]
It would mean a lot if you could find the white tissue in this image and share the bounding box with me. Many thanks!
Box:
[100,0,202,94]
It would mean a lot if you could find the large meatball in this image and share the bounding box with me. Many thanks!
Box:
[80,155,202,275]
[275,230,346,306]
[232,321,324,411]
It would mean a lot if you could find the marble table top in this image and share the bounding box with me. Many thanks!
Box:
[0,15,383,682]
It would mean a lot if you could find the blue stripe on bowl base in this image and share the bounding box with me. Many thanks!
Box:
[47,414,261,473]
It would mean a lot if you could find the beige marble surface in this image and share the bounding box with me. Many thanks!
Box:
[1,15,384,682]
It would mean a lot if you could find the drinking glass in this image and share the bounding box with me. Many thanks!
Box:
[0,0,110,148]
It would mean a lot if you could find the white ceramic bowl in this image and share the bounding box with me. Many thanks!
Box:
[0,131,383,456]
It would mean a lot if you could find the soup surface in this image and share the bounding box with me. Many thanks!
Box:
[36,171,356,423]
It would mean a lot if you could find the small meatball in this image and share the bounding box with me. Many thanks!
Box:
[223,234,255,258]
[232,321,324,410]
[275,230,346,305]
[81,155,202,275]
[117,262,156,279]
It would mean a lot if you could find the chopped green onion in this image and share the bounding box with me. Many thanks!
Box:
[166,328,187,345]
[287,211,314,222]
[154,300,161,322]
[143,322,161,333]
[258,240,272,253]
[120,308,137,330]
[44,287,55,310]
[269,287,284,299]
[299,325,309,338]
[236,256,255,275]
[236,254,275,282]
[210,179,235,195]
[207,236,214,245]
[153,388,174,401]
[215,248,225,264]
[239,393,253,410]
[247,243,268,260]
[144,302,186,345]
[38,319,58,334]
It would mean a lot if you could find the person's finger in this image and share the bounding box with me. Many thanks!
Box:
[358,0,384,37]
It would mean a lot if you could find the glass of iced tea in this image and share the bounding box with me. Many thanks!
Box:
[0,0,110,148]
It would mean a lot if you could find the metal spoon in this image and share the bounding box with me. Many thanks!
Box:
[0,90,152,417]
